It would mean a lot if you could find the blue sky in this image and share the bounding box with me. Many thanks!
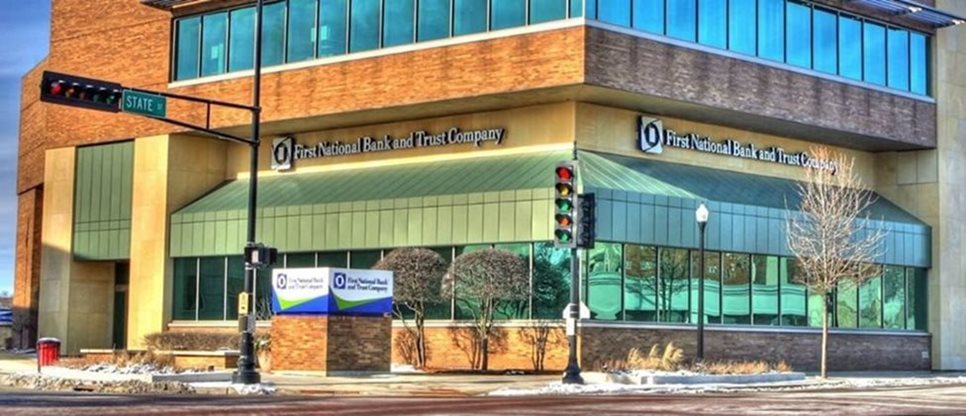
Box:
[0,3,51,294]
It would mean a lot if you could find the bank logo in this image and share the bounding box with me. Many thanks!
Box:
[276,273,288,289]
[638,117,664,154]
[271,136,294,170]
[333,272,347,289]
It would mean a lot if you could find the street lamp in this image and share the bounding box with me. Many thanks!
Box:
[695,203,709,362]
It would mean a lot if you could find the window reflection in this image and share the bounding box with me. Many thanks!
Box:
[838,14,862,81]
[633,0,663,34]
[624,245,657,321]
[659,248,690,323]
[667,0,697,42]
[785,1,811,68]
[728,0,755,56]
[228,7,255,71]
[859,275,882,328]
[319,0,348,57]
[751,255,779,325]
[418,0,450,41]
[455,0,487,36]
[491,0,526,30]
[287,0,318,62]
[722,253,750,324]
[587,242,623,320]
[836,280,858,328]
[691,250,721,324]
[201,13,228,77]
[882,266,905,329]
[175,17,201,81]
[698,0,725,48]
[261,2,286,65]
[758,0,784,62]
[813,8,837,74]
[383,0,415,47]
[887,28,910,90]
[863,22,886,85]
[782,258,807,326]
[533,242,571,319]
[350,0,380,52]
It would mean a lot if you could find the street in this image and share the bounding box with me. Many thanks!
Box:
[0,384,964,415]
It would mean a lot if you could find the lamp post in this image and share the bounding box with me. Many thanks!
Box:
[695,203,709,362]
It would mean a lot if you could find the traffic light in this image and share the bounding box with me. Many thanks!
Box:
[40,71,123,113]
[577,193,596,249]
[554,162,579,249]
[244,243,278,269]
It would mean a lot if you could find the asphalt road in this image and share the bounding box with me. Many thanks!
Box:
[0,384,964,415]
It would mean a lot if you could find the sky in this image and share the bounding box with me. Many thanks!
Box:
[0,3,51,294]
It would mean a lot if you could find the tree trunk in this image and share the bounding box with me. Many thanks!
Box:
[481,336,489,371]
[821,298,829,379]
[414,312,426,369]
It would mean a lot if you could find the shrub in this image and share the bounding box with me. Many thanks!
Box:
[60,351,174,370]
[697,360,794,375]
[143,332,240,351]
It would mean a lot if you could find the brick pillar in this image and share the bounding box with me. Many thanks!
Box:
[271,315,391,375]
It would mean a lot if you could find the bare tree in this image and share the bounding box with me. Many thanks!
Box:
[786,146,884,379]
[375,248,448,369]
[445,248,530,371]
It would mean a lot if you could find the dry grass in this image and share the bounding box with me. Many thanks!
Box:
[597,342,794,375]
[697,360,794,375]
[59,351,174,370]
[143,332,239,351]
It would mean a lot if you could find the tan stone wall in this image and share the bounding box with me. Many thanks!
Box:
[12,188,42,349]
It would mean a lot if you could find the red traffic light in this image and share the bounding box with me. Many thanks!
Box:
[49,81,64,96]
[556,166,574,181]
[40,71,124,113]
[555,214,573,227]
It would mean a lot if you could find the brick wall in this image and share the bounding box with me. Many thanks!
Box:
[271,315,390,373]
[12,188,42,349]
[393,325,570,372]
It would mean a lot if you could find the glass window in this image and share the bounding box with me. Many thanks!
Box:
[758,0,784,62]
[173,258,198,320]
[286,252,316,268]
[418,0,450,41]
[632,0,664,34]
[722,253,751,324]
[887,28,909,90]
[317,251,347,267]
[229,7,256,72]
[698,0,726,49]
[492,0,526,29]
[531,0,567,24]
[425,247,453,320]
[751,255,779,325]
[836,279,858,328]
[658,248,690,323]
[782,258,807,326]
[383,0,415,47]
[586,242,622,320]
[910,33,927,95]
[454,244,493,319]
[691,251,720,324]
[254,265,275,320]
[785,1,810,68]
[262,1,287,65]
[813,8,837,74]
[728,0,755,55]
[175,17,201,80]
[586,0,597,19]
[882,266,905,330]
[863,22,886,85]
[455,0,487,36]
[350,0,380,52]
[201,12,228,77]
[287,0,318,62]
[198,257,226,320]
[319,0,348,57]
[597,0,630,27]
[493,243,531,319]
[807,288,828,328]
[906,268,927,331]
[859,275,882,328]
[350,250,382,269]
[571,0,584,18]
[624,245,657,321]
[667,0,696,42]
[226,256,245,320]
[839,14,862,80]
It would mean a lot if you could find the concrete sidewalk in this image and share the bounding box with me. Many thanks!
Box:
[0,352,38,375]
[258,371,561,396]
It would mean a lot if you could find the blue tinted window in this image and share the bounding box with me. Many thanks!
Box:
[201,13,227,77]
[839,15,862,80]
[667,0,696,42]
[531,0,567,24]
[455,0,487,35]
[228,7,255,72]
[175,17,201,80]
[492,0,526,29]
[758,0,784,62]
[728,0,755,55]
[598,0,630,27]
[813,8,836,74]
[287,0,318,62]
[262,2,286,65]
[786,1,810,68]
[350,0,380,52]
[418,0,450,41]
[319,0,347,57]
[383,0,415,47]
[910,33,927,94]
[887,28,909,90]
[863,22,886,85]
[633,0,663,34]
[698,0,725,48]
[571,0,584,17]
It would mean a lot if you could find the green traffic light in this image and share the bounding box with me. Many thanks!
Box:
[555,198,573,211]
[555,230,572,242]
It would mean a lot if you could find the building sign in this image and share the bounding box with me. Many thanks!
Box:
[271,126,506,170]
[271,268,393,316]
[638,116,838,174]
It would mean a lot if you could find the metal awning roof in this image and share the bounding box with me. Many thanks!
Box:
[852,0,965,28]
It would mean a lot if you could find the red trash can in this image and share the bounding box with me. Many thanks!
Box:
[37,337,61,366]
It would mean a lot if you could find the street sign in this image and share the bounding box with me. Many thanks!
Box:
[121,89,167,118]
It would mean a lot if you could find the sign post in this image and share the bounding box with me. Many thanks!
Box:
[121,90,167,118]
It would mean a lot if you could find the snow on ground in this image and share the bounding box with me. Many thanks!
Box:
[390,364,424,374]
[80,363,199,375]
[189,381,278,395]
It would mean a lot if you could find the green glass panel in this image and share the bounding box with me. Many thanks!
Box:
[624,245,657,321]
[454,244,492,319]
[836,280,858,328]
[493,243,530,319]
[907,268,927,331]
[198,257,225,320]
[782,258,807,326]
[807,288,827,328]
[883,266,905,329]
[286,252,316,268]
[690,251,721,324]
[226,256,244,320]
[350,250,382,269]
[172,258,198,320]
[658,247,690,323]
[722,252,750,324]
[586,242,622,321]
[533,242,571,319]
[859,276,882,328]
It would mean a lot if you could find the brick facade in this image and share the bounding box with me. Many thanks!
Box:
[271,315,391,374]
[392,325,570,372]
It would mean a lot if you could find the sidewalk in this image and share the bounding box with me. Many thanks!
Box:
[0,351,38,375]
[257,371,560,396]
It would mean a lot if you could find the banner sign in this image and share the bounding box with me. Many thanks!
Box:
[271,268,393,316]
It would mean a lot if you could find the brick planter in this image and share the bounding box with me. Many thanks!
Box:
[271,315,391,375]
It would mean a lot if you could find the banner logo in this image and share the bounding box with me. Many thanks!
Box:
[271,136,294,171]
[333,272,347,289]
[276,273,288,290]
[638,117,664,154]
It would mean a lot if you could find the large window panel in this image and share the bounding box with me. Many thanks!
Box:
[586,243,623,320]
[659,248,690,323]
[698,0,726,49]
[287,0,318,62]
[384,0,415,47]
[839,15,862,80]
[319,0,348,57]
[807,288,827,327]
[887,28,910,90]
[910,33,928,95]
[722,253,751,324]
[226,256,245,320]
[262,1,287,65]
[198,257,226,320]
[571,0,584,18]
[531,0,567,24]
[690,251,721,324]
[317,251,347,267]
[598,0,630,27]
[175,17,201,80]
[882,266,905,330]
[667,0,697,42]
[836,280,858,328]
[859,276,882,328]
[863,22,886,85]
[493,243,531,319]
[906,268,927,331]
[350,250,382,269]
[228,7,256,72]
[728,0,756,55]
[454,244,491,320]
[424,247,453,320]
[492,0,526,29]
[418,0,450,41]
[533,243,571,319]
[455,0,487,36]
[813,8,837,74]
[173,258,198,320]
[632,0,664,34]
[782,258,807,326]
[624,245,658,321]
[751,255,779,325]
[350,0,380,52]
[758,0,785,62]
[201,12,228,77]
[286,252,316,268]
[785,1,811,68]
